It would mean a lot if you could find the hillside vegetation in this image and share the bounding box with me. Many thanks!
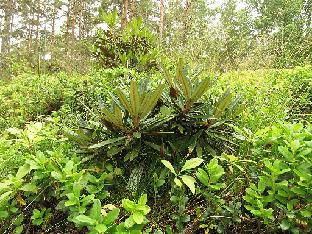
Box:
[0,65,311,233]
[0,1,311,233]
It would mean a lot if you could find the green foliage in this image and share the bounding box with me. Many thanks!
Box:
[162,158,203,194]
[121,194,150,230]
[92,13,159,72]
[217,66,312,132]
[0,61,311,233]
[0,121,72,178]
[97,79,165,131]
[0,73,75,129]
[67,61,241,199]
[31,208,52,226]
[72,199,120,233]
[245,123,312,233]
[196,158,225,191]
[0,122,118,233]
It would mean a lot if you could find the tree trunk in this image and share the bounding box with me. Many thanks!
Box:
[51,0,57,45]
[130,0,136,19]
[71,1,77,38]
[66,1,71,39]
[182,0,191,45]
[1,0,14,54]
[78,2,83,39]
[36,0,40,43]
[65,0,72,57]
[121,0,129,29]
[159,0,164,42]
[29,11,35,55]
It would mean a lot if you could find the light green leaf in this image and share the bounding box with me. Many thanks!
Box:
[206,158,225,183]
[116,88,133,116]
[191,77,210,103]
[103,208,120,225]
[101,106,120,127]
[160,63,174,87]
[0,210,9,219]
[132,212,144,224]
[176,58,191,99]
[280,220,291,230]
[124,148,139,162]
[51,171,62,180]
[95,224,108,233]
[181,175,196,194]
[64,160,74,175]
[114,105,123,127]
[161,160,176,175]
[214,89,232,119]
[124,216,135,228]
[181,158,204,172]
[90,199,102,221]
[174,178,183,187]
[74,215,96,225]
[16,164,31,179]
[20,183,37,193]
[122,199,136,212]
[130,80,141,116]
[140,84,164,119]
[196,168,209,187]
[138,194,147,205]
[278,146,293,160]
[14,225,23,234]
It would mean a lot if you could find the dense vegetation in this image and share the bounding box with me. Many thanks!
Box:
[0,63,311,233]
[0,1,312,234]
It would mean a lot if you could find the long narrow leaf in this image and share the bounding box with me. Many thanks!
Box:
[89,137,126,149]
[191,77,210,103]
[130,80,140,117]
[114,105,123,127]
[116,88,133,116]
[214,89,232,119]
[140,84,165,119]
[176,58,191,99]
[101,106,120,127]
[160,63,174,87]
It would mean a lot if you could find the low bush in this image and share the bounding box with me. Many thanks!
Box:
[244,122,312,233]
[0,120,70,178]
[217,66,312,131]
[0,73,73,129]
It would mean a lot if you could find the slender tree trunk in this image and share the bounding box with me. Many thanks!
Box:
[121,0,129,29]
[66,1,71,38]
[78,2,83,39]
[182,0,191,45]
[27,18,32,52]
[29,11,35,54]
[71,1,77,38]
[65,0,72,56]
[130,0,136,19]
[159,0,164,42]
[0,15,2,52]
[1,0,13,54]
[35,0,40,43]
[9,3,14,48]
[51,0,57,45]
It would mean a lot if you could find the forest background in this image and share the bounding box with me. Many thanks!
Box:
[0,0,311,78]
